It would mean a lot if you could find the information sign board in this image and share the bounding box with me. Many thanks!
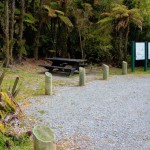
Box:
[135,42,145,60]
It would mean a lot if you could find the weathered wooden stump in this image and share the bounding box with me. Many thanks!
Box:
[103,64,109,80]
[79,67,86,86]
[45,72,52,95]
[33,126,56,150]
[122,61,127,75]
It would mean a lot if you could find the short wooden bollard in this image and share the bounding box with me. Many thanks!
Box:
[45,72,52,95]
[122,61,127,75]
[33,126,56,150]
[79,67,86,86]
[103,64,109,80]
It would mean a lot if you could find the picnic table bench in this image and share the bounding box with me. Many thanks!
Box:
[39,57,87,76]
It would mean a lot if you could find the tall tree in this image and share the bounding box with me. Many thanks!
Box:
[18,0,25,62]
[76,3,93,59]
[9,0,15,64]
[67,1,93,59]
[99,4,143,63]
[33,0,43,60]
[57,0,69,58]
[3,0,9,67]
[43,2,73,58]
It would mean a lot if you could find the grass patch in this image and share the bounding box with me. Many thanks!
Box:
[0,67,77,101]
[130,67,150,74]
[0,65,149,102]
[0,132,33,150]
[0,68,44,101]
[0,66,149,102]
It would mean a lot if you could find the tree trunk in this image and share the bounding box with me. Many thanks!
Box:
[57,23,68,58]
[53,18,57,54]
[118,29,123,64]
[33,0,43,60]
[31,0,35,14]
[18,0,25,62]
[9,0,15,64]
[79,30,84,59]
[4,0,10,67]
[58,0,68,58]
[33,29,41,60]
[25,0,29,12]
[124,26,129,61]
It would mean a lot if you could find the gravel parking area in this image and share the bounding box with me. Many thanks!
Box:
[25,74,150,150]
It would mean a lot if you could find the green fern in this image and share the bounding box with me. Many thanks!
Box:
[24,13,37,24]
[59,15,73,27]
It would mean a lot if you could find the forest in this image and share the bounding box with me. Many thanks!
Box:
[1,1,150,149]
[0,0,150,67]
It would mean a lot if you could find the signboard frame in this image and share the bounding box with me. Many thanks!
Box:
[131,41,147,72]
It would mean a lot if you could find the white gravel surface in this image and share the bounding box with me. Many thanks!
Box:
[25,74,150,150]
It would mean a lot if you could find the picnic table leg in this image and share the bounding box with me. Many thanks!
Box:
[71,62,79,71]
[69,68,76,76]
[49,68,53,72]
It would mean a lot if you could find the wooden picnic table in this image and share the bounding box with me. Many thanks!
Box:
[39,57,87,76]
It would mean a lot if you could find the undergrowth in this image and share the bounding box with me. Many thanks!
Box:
[0,132,33,150]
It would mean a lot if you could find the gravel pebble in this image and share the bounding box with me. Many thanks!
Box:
[24,74,150,150]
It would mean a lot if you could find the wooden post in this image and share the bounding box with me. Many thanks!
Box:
[79,67,86,86]
[103,64,109,80]
[45,72,52,95]
[122,61,127,75]
[33,126,56,150]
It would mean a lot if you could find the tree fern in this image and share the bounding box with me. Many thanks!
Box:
[43,4,73,27]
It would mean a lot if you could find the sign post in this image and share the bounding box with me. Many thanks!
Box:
[144,42,148,71]
[131,41,135,72]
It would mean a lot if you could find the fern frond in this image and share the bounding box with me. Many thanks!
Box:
[24,13,37,24]
[43,5,52,12]
[55,10,64,16]
[97,17,113,25]
[101,13,112,17]
[59,15,73,27]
